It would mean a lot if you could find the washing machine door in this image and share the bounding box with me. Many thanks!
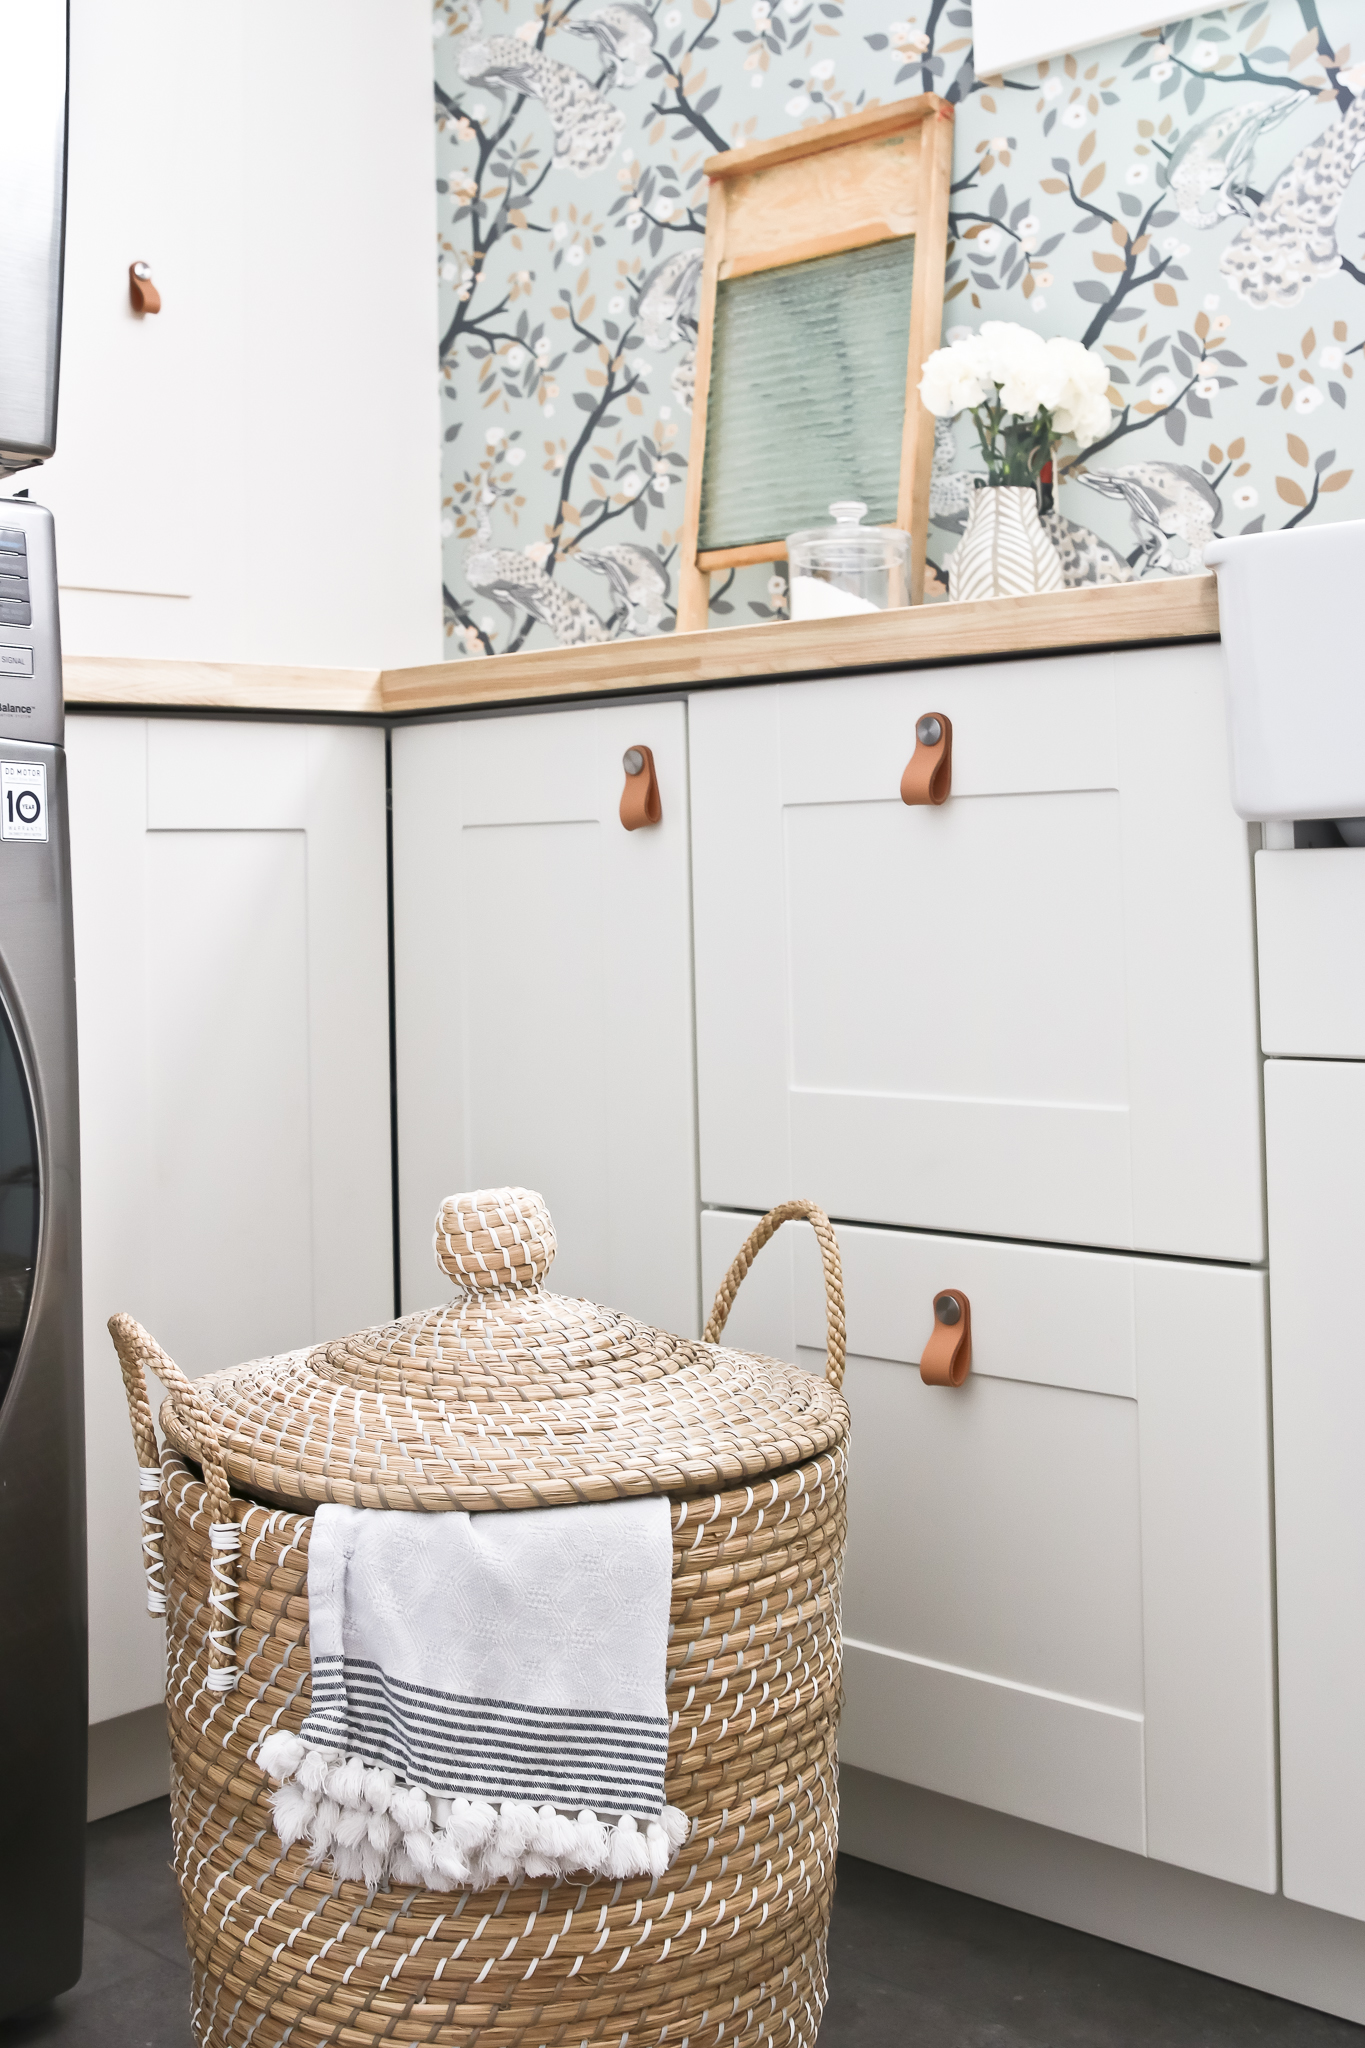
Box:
[0,986,39,1415]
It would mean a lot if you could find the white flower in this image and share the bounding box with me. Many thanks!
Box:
[1150,61,1174,79]
[485,425,505,446]
[566,244,584,265]
[618,469,640,493]
[751,71,764,86]
[440,261,458,281]
[1210,313,1230,334]
[655,198,675,219]
[621,147,635,165]
[534,336,551,359]
[471,103,488,120]
[480,614,497,632]
[1151,42,1170,59]
[1195,377,1218,398]
[440,517,454,538]
[1295,385,1325,413]
[974,226,1001,254]
[1020,236,1038,254]
[811,57,835,80]
[524,540,552,565]
[1147,375,1177,404]
[1232,486,1258,509]
[433,17,446,36]
[1031,294,1048,311]
[626,210,644,229]
[514,17,538,39]
[786,93,811,115]
[659,404,672,419]
[542,403,555,418]
[1041,75,1063,100]
[752,0,770,18]
[664,6,681,20]
[1321,345,1344,370]
[1191,39,1219,67]
[768,574,786,597]
[552,220,569,242]
[1018,215,1040,236]
[1035,269,1053,288]
[1125,164,1148,185]
[508,447,526,467]
[1203,294,1220,312]
[990,136,1008,153]
[919,335,990,416]
[889,22,928,51]
[1061,103,1087,127]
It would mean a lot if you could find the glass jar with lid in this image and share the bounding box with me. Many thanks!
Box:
[785,500,913,619]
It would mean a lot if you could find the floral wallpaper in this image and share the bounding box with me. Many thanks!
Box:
[433,0,1365,654]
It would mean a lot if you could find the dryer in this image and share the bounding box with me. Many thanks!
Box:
[0,497,84,2017]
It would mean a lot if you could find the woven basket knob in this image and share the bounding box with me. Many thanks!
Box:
[434,1187,557,1294]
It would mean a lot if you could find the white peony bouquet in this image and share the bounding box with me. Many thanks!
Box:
[919,322,1112,491]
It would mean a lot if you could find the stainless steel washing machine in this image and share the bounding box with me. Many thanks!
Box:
[0,498,84,2017]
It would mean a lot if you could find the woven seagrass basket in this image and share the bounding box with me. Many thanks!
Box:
[111,1188,849,2048]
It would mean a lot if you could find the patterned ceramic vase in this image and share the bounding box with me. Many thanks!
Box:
[949,484,1065,601]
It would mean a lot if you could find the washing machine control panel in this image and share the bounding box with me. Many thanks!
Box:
[0,499,60,747]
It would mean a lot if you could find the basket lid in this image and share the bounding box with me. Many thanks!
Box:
[158,1187,848,1512]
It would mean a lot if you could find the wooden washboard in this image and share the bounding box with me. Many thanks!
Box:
[675,96,953,632]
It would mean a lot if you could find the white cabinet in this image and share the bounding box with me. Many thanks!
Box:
[26,0,442,669]
[1256,848,1365,1057]
[1265,1057,1365,1920]
[691,647,1264,1263]
[392,703,700,1338]
[701,1208,1277,1891]
[69,714,394,1722]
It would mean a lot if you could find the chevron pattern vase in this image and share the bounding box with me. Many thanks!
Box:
[948,485,1065,602]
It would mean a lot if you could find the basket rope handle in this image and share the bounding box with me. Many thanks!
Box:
[703,1200,846,1392]
[108,1313,241,1691]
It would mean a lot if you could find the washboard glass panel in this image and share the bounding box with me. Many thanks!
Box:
[697,235,916,554]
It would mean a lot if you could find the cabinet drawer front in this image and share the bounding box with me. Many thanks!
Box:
[1256,849,1365,1058]
[701,1209,1276,1889]
[691,647,1264,1261]
[1266,1058,1365,1920]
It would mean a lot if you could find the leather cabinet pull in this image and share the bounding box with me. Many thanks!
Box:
[901,712,952,806]
[620,744,661,830]
[129,262,161,315]
[920,1289,972,1387]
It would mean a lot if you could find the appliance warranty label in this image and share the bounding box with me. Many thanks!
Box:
[1,760,48,842]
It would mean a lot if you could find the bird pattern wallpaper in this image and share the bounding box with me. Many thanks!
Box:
[434,0,1365,655]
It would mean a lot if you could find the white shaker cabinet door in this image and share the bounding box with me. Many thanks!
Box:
[690,647,1264,1262]
[69,714,394,1723]
[392,703,699,1338]
[1266,1057,1365,1921]
[701,1210,1277,1891]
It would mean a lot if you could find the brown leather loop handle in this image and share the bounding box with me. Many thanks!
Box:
[129,263,161,315]
[704,1199,846,1392]
[901,712,952,806]
[620,743,662,830]
[920,1289,971,1386]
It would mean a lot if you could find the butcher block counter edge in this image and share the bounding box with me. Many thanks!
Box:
[62,575,1220,718]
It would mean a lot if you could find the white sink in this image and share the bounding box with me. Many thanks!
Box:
[1204,520,1365,823]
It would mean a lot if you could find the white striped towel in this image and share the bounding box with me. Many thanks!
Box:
[257,1495,689,1891]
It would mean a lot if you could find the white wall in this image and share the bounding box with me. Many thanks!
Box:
[22,0,442,669]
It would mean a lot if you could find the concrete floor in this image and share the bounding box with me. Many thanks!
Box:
[3,1800,1363,2048]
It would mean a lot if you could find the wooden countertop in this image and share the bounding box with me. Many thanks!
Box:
[62,576,1220,718]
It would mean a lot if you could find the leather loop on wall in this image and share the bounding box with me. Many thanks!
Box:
[620,744,662,830]
[900,713,952,806]
[129,263,162,315]
[920,1290,972,1386]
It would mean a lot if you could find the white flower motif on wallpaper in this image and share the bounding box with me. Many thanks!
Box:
[435,0,1365,656]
